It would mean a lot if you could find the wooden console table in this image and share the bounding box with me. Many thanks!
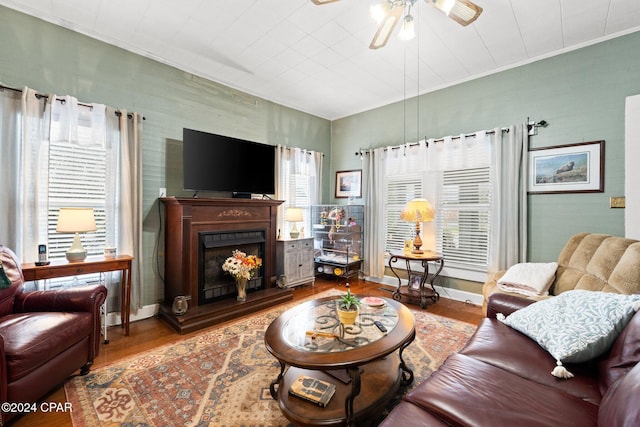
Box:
[22,255,134,336]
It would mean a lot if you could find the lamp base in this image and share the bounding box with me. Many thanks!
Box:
[66,232,87,262]
[289,223,300,239]
[66,249,87,262]
[412,223,423,254]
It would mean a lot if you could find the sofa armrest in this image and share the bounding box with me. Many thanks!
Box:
[486,292,535,319]
[13,285,107,314]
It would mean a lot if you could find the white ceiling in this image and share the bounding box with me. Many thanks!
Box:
[2,0,640,120]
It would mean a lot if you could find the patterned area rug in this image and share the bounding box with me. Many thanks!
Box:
[65,291,476,426]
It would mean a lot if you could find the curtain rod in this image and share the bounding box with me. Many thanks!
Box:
[0,84,145,120]
[353,120,548,156]
[354,127,511,156]
[281,146,325,157]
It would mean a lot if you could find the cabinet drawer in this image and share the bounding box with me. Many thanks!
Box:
[284,238,313,252]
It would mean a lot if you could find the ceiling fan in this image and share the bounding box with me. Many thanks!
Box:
[311,0,483,49]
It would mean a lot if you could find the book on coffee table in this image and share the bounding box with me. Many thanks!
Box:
[289,375,336,407]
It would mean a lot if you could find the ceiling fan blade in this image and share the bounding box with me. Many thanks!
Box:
[428,0,483,26]
[369,3,404,49]
[311,0,342,4]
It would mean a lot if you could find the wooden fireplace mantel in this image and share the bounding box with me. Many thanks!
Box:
[159,196,293,333]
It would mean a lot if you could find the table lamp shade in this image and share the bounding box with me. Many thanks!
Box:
[400,198,435,223]
[56,208,96,262]
[285,207,303,239]
[285,207,304,222]
[400,198,434,254]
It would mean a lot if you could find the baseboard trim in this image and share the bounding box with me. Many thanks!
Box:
[106,304,158,327]
[366,275,484,306]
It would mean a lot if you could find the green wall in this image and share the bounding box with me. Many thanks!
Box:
[332,31,640,272]
[0,6,332,306]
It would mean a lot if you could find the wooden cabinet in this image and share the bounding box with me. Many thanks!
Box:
[276,238,315,288]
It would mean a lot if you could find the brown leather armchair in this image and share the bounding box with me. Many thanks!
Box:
[0,245,107,424]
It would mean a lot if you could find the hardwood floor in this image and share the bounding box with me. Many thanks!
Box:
[12,277,483,426]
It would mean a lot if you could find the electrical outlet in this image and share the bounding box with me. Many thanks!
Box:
[610,196,625,208]
[159,187,166,198]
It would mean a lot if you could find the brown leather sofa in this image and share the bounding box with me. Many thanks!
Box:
[0,245,107,424]
[380,292,640,426]
[482,233,640,313]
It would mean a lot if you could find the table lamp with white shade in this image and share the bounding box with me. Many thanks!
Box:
[285,207,303,239]
[56,207,96,262]
[400,198,435,254]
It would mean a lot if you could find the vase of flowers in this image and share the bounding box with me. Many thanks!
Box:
[222,250,262,301]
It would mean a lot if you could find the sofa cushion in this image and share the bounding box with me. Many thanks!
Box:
[379,401,449,427]
[598,310,640,395]
[598,362,640,427]
[405,353,599,427]
[460,318,602,403]
[554,233,640,295]
[0,246,24,316]
[0,311,92,382]
[498,290,640,378]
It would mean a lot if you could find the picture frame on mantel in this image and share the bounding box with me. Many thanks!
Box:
[335,169,362,198]
[528,140,604,194]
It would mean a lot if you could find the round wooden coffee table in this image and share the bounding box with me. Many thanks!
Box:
[264,295,415,426]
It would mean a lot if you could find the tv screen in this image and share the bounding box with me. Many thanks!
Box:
[183,128,275,195]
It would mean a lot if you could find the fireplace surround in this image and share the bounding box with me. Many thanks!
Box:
[159,197,292,333]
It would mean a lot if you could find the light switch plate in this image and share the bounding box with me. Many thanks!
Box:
[610,196,625,208]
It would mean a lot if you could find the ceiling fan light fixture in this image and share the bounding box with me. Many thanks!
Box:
[370,1,393,24]
[441,0,455,15]
[311,0,341,4]
[369,3,404,49]
[397,13,415,41]
[427,0,482,26]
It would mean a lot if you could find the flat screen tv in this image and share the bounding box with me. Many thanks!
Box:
[183,128,275,196]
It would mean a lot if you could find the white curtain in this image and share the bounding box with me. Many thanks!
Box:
[0,88,52,260]
[362,141,429,278]
[362,146,386,278]
[0,87,23,250]
[489,123,528,272]
[105,108,144,312]
[275,145,323,237]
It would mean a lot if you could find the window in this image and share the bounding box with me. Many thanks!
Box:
[46,109,107,287]
[383,167,492,280]
[384,175,423,252]
[435,167,491,271]
[281,169,312,236]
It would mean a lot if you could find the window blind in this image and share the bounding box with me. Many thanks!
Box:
[435,167,490,270]
[47,122,107,287]
[384,176,423,252]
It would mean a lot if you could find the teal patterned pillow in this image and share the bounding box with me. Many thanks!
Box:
[498,290,640,379]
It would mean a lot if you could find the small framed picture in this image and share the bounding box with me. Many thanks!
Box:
[408,273,423,290]
[335,169,362,198]
[403,239,414,252]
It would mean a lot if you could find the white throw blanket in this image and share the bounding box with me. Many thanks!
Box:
[497,262,558,297]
